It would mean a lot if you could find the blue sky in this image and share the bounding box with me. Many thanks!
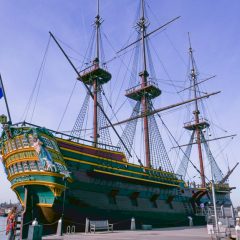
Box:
[0,0,239,206]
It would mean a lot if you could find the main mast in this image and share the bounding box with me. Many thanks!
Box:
[124,0,161,168]
[140,0,151,167]
[93,0,101,147]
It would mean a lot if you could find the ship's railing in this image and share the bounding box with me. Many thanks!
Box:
[184,181,203,189]
[11,121,120,152]
[79,62,108,75]
[174,173,183,180]
[184,181,231,191]
[125,80,159,95]
[79,63,98,75]
[195,206,224,218]
[184,118,209,127]
[147,169,182,182]
[214,183,230,191]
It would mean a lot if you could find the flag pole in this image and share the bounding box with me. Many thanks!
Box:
[0,73,12,124]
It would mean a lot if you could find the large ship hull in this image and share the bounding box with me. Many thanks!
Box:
[26,165,205,233]
[0,125,232,238]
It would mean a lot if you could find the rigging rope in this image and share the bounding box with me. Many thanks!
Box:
[57,37,91,62]
[56,31,95,131]
[102,31,136,110]
[152,105,208,181]
[148,101,174,172]
[57,80,78,131]
[176,130,195,180]
[97,86,112,146]
[71,90,91,138]
[21,36,51,122]
[117,102,140,160]
[146,39,157,82]
[201,131,223,182]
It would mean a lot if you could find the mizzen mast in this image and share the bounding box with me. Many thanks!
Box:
[176,34,230,187]
[183,33,208,187]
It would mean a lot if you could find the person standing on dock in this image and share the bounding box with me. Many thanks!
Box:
[5,206,17,240]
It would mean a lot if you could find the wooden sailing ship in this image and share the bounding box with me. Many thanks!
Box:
[0,0,237,238]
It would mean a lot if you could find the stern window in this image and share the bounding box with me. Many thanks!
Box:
[22,161,29,171]
[13,164,18,173]
[15,138,22,149]
[11,140,17,151]
[29,161,38,171]
[7,142,12,152]
[28,136,34,147]
[4,143,8,154]
[17,162,23,172]
[22,136,29,148]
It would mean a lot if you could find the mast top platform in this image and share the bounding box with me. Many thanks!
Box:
[184,118,210,131]
[125,79,161,101]
[77,60,112,86]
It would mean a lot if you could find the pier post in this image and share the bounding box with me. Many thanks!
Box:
[27,218,43,240]
[188,216,193,226]
[236,218,240,240]
[56,218,63,236]
[85,218,89,233]
[130,217,136,230]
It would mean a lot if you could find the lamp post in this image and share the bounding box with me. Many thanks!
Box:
[61,176,67,236]
[211,180,220,238]
[57,176,67,236]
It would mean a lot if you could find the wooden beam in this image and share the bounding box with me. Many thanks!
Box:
[101,91,220,129]
[171,134,237,149]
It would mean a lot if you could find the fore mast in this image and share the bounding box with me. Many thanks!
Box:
[77,0,111,148]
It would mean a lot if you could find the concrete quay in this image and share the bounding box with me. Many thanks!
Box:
[43,226,214,240]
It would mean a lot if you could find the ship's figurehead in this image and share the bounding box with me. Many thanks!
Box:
[32,131,57,172]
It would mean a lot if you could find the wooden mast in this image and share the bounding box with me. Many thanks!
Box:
[140,0,151,168]
[188,33,206,188]
[101,91,220,129]
[93,0,100,147]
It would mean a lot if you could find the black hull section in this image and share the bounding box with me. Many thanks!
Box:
[24,165,206,236]
[35,199,206,235]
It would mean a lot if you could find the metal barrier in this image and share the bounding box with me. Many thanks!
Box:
[66,225,76,234]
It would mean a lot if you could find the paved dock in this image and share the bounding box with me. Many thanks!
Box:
[43,226,213,240]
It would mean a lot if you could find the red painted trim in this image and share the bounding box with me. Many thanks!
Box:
[57,140,124,161]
